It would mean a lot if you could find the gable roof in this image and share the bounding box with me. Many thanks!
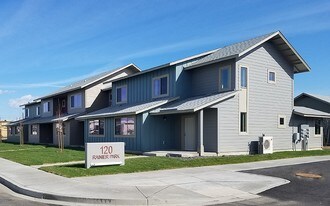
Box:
[36,64,140,100]
[185,31,311,73]
[295,93,330,105]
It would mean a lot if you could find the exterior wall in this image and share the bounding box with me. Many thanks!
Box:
[290,114,322,150]
[203,108,218,152]
[0,121,8,138]
[53,122,70,146]
[113,66,177,105]
[69,120,84,146]
[295,96,330,113]
[6,126,21,143]
[41,99,53,117]
[25,104,41,119]
[190,59,236,96]
[67,90,85,114]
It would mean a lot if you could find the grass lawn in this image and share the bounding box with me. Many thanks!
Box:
[0,142,84,166]
[41,149,330,178]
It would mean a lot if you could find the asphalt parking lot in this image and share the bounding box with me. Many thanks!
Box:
[223,160,330,205]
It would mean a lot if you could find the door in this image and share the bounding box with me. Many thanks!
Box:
[184,116,196,150]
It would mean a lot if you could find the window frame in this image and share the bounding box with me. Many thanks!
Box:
[114,116,136,138]
[116,85,128,104]
[43,101,50,113]
[30,124,38,136]
[240,66,248,89]
[268,70,276,84]
[36,106,40,116]
[70,93,82,109]
[25,108,29,118]
[219,65,232,92]
[88,119,105,136]
[152,74,169,99]
[315,119,321,136]
[239,112,248,134]
[278,115,286,129]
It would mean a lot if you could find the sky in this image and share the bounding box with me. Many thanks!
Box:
[0,0,329,120]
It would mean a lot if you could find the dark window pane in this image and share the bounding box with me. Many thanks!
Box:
[117,88,122,103]
[240,112,247,132]
[280,118,284,125]
[160,77,168,95]
[241,67,247,88]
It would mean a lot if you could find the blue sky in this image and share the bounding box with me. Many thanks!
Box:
[0,0,329,120]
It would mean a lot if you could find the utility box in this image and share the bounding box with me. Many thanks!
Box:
[300,124,310,151]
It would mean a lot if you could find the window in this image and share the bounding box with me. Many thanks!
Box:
[152,75,169,98]
[15,126,20,134]
[31,124,38,135]
[25,108,29,118]
[220,66,231,91]
[8,127,12,135]
[240,112,247,133]
[70,94,82,108]
[278,115,286,128]
[36,106,40,116]
[116,86,127,104]
[268,71,276,83]
[315,119,321,136]
[240,67,247,88]
[43,102,50,113]
[115,117,135,136]
[89,119,105,135]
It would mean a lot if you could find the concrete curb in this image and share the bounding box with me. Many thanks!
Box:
[0,174,148,205]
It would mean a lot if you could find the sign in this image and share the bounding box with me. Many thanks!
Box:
[85,142,125,169]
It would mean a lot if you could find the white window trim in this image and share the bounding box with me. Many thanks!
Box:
[36,106,40,116]
[278,115,286,129]
[70,93,83,109]
[116,85,128,104]
[114,116,136,138]
[314,119,322,137]
[152,74,169,99]
[268,70,276,84]
[240,65,249,89]
[239,112,248,135]
[219,65,232,92]
[25,108,29,118]
[43,101,50,113]
[88,119,105,137]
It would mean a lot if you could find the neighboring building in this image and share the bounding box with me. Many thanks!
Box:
[6,120,24,143]
[293,93,330,147]
[77,31,311,155]
[0,120,9,140]
[7,64,140,146]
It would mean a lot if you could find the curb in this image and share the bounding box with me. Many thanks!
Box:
[0,174,148,205]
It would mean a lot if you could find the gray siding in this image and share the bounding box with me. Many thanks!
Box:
[190,59,236,96]
[41,99,53,117]
[67,90,85,114]
[28,124,40,144]
[25,104,41,119]
[69,120,84,146]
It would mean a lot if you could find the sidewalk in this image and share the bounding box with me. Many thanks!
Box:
[1,156,330,205]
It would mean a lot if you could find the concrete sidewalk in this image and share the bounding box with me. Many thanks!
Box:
[1,156,330,205]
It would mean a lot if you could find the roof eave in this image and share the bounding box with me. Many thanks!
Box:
[293,111,330,119]
[184,55,238,70]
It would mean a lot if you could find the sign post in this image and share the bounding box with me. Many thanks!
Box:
[85,142,125,169]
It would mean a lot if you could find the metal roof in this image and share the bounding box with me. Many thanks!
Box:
[36,64,140,100]
[76,98,178,120]
[185,31,311,73]
[295,93,330,105]
[293,106,330,118]
[22,113,81,125]
[150,91,237,115]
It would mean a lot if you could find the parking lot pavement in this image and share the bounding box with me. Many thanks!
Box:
[222,160,330,206]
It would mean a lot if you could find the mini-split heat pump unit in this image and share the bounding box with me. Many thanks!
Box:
[259,136,273,154]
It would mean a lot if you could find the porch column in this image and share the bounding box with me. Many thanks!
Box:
[198,109,204,156]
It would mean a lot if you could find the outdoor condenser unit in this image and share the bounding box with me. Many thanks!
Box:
[259,136,273,154]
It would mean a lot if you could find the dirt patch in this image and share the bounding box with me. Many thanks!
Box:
[295,172,322,179]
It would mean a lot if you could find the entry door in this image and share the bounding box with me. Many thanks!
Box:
[184,117,196,150]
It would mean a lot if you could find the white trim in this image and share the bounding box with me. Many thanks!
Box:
[116,85,128,104]
[314,119,322,137]
[36,106,40,116]
[25,108,29,118]
[240,66,248,89]
[278,115,286,129]
[69,93,83,109]
[152,74,169,99]
[239,112,248,135]
[43,101,51,113]
[268,70,276,84]
[114,116,136,138]
[219,65,232,92]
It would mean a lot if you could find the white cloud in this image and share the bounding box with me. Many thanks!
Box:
[8,94,35,108]
[0,89,15,94]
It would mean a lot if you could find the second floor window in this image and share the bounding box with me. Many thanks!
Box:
[43,102,50,113]
[152,75,169,98]
[25,108,29,118]
[116,86,127,104]
[220,66,231,91]
[268,71,276,83]
[36,106,40,116]
[240,67,247,88]
[70,94,82,108]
